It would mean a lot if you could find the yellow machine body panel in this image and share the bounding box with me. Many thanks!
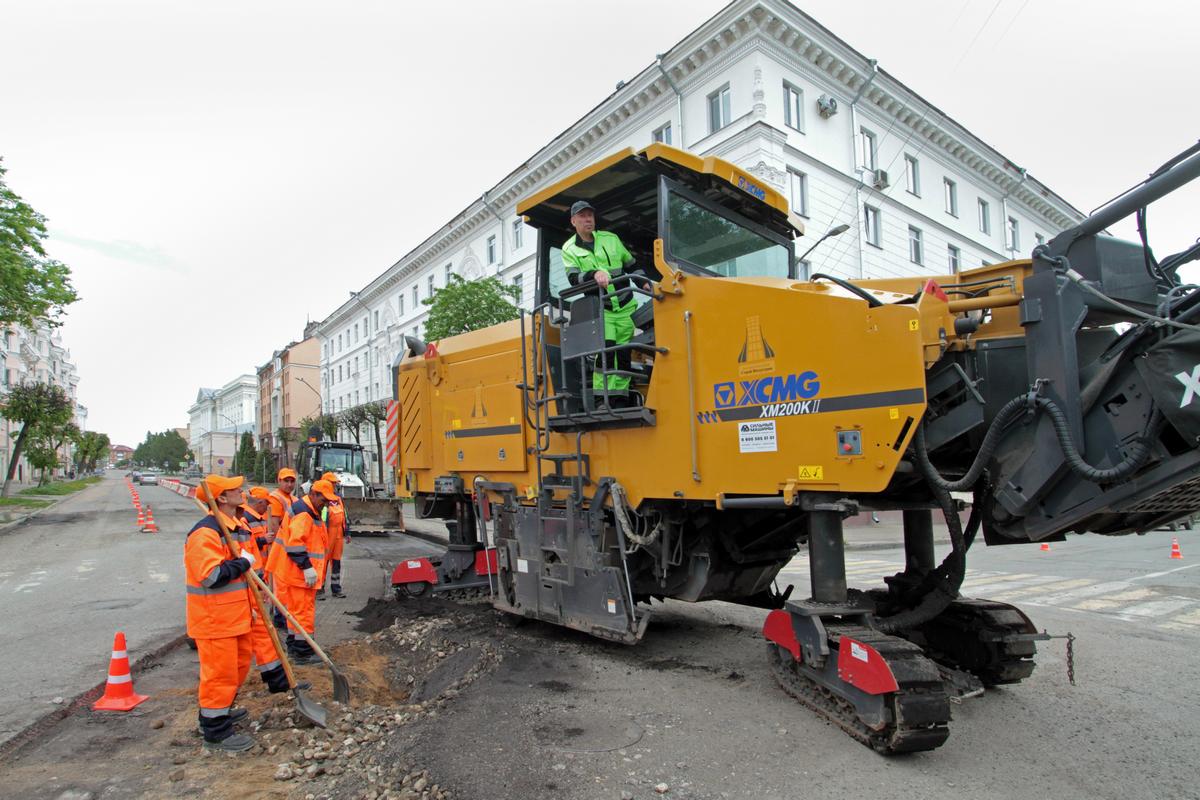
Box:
[396,274,928,506]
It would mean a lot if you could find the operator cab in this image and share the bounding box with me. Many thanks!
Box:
[517,144,803,430]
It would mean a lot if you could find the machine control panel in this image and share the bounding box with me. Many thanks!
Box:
[836,429,862,457]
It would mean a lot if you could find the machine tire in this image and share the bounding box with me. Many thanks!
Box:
[395,582,430,599]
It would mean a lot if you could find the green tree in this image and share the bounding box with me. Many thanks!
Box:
[28,419,80,484]
[0,382,73,496]
[0,159,79,329]
[73,430,110,471]
[338,404,369,446]
[253,448,277,484]
[132,429,188,468]
[232,431,256,476]
[422,274,519,341]
[277,426,298,469]
[363,400,388,484]
[299,413,339,441]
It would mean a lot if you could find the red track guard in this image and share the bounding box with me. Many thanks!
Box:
[837,636,899,695]
[763,609,801,661]
[391,558,438,587]
[474,548,499,576]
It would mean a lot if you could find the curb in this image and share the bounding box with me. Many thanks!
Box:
[0,631,189,763]
[845,538,950,552]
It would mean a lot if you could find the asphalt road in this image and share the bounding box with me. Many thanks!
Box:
[0,473,441,748]
[391,528,1199,800]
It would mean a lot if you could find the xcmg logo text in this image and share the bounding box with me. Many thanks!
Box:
[713,372,820,409]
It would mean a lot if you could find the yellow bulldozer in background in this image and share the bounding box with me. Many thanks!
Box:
[390,142,1200,752]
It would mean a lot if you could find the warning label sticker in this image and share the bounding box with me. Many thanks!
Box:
[738,420,777,453]
[797,465,825,481]
[851,641,869,662]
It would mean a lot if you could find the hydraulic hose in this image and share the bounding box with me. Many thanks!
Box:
[915,394,1159,492]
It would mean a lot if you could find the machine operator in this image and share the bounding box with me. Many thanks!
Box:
[561,200,647,405]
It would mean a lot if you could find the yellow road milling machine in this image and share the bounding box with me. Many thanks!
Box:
[391,142,1200,752]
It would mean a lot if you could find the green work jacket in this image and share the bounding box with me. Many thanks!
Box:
[561,231,636,312]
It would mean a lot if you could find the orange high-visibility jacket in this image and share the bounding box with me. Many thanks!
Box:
[267,489,294,531]
[326,500,346,540]
[185,513,252,639]
[266,496,329,588]
[241,505,271,556]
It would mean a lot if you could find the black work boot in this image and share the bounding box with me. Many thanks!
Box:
[203,732,255,752]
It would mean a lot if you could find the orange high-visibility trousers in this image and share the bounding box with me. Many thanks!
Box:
[250,605,280,672]
[275,581,316,636]
[195,633,252,718]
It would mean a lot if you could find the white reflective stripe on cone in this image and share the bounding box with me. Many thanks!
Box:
[111,650,127,659]
[107,673,132,683]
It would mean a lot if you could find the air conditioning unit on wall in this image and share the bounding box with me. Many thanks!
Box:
[872,169,890,190]
[816,94,838,118]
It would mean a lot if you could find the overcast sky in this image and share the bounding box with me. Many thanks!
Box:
[2,0,1197,447]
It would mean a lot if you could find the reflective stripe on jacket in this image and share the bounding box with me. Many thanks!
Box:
[184,514,252,638]
[265,496,329,588]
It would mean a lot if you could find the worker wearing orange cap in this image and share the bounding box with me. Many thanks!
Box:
[186,475,260,752]
[265,479,338,664]
[239,487,288,691]
[266,468,299,630]
[317,472,350,600]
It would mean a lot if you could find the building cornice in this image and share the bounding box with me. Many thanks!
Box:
[315,0,1083,328]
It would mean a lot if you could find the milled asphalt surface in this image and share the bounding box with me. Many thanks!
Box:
[0,473,441,749]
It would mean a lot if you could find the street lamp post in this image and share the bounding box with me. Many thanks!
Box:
[797,223,851,271]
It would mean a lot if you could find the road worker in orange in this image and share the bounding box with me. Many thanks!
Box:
[239,487,289,693]
[317,471,350,601]
[266,468,299,630]
[266,479,338,664]
[185,474,260,752]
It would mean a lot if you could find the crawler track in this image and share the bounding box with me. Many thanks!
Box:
[768,624,951,754]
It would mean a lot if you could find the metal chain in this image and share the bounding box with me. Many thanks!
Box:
[1043,631,1076,686]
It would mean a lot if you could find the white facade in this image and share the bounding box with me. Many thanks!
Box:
[186,375,257,475]
[0,322,85,480]
[314,0,1083,461]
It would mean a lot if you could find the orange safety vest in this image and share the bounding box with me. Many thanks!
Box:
[325,500,346,540]
[184,513,252,639]
[266,496,329,588]
[267,489,294,530]
[241,505,271,556]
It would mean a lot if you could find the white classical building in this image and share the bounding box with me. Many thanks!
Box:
[314,0,1084,460]
[187,375,257,475]
[0,323,86,481]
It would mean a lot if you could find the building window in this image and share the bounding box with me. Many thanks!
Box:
[337,334,342,351]
[354,390,359,405]
[427,274,435,297]
[652,122,672,145]
[511,274,523,305]
[908,226,923,265]
[411,326,418,338]
[512,219,524,250]
[412,285,419,307]
[1007,216,1020,251]
[353,356,358,374]
[353,323,358,343]
[373,310,379,331]
[443,264,451,284]
[860,127,878,171]
[948,244,961,272]
[363,315,368,336]
[944,178,958,217]
[904,154,920,196]
[487,235,497,265]
[707,84,731,134]
[398,294,405,316]
[783,82,804,132]
[978,199,991,234]
[787,168,808,217]
[864,204,881,248]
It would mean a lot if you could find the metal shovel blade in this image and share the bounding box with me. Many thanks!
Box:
[331,666,351,704]
[293,686,327,729]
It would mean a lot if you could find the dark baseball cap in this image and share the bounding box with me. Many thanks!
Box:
[569,200,595,217]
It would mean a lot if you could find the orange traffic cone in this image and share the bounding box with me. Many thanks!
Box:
[92,632,148,711]
[1171,537,1183,560]
[135,507,145,528]
[1040,542,1051,552]
[142,506,158,533]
